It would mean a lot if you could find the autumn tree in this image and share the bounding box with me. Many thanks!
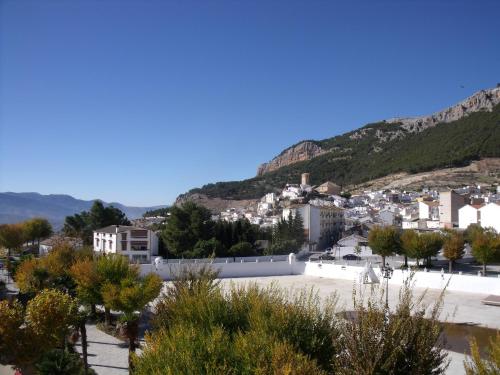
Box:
[443,231,465,273]
[401,229,420,266]
[471,231,500,276]
[25,289,79,349]
[24,218,53,252]
[0,300,24,365]
[96,254,138,326]
[102,273,162,369]
[368,225,401,267]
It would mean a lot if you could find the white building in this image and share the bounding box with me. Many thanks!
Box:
[458,204,482,229]
[282,204,344,250]
[479,203,500,232]
[418,201,440,220]
[93,225,159,263]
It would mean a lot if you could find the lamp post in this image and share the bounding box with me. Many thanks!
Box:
[381,264,394,309]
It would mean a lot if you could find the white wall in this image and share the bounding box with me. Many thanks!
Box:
[140,255,500,295]
[302,262,500,295]
[141,256,296,279]
[479,203,500,232]
[459,205,479,229]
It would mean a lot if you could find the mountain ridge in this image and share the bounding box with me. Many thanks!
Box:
[257,87,500,175]
[181,86,500,202]
[0,192,166,228]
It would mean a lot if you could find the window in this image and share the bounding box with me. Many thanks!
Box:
[121,241,128,251]
[131,241,148,251]
[108,240,113,249]
[122,233,128,240]
[131,230,148,238]
[95,238,100,247]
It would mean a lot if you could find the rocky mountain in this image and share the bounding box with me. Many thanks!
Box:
[0,192,166,229]
[258,87,500,176]
[182,86,500,203]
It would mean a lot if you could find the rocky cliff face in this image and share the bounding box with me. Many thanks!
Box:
[258,87,500,176]
[257,141,325,176]
[387,87,500,132]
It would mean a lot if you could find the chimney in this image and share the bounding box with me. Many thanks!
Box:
[115,225,119,234]
[301,173,310,186]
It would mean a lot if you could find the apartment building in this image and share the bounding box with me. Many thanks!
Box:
[93,225,159,263]
[439,191,467,228]
[282,203,344,250]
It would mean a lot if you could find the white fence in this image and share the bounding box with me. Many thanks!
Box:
[141,254,296,279]
[140,255,500,295]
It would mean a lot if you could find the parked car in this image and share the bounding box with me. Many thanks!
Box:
[319,254,335,261]
[342,254,361,261]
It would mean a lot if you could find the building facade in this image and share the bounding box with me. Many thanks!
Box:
[282,204,344,250]
[439,191,467,228]
[93,225,159,263]
[479,203,500,232]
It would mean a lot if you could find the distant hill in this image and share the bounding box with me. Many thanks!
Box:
[0,192,166,229]
[181,87,500,201]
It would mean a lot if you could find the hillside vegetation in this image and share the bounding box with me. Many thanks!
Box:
[185,104,500,200]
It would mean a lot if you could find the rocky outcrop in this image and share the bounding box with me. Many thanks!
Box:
[387,87,500,132]
[257,141,325,176]
[257,87,500,175]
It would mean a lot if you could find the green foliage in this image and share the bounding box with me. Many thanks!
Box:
[140,270,338,374]
[25,289,79,349]
[228,242,255,258]
[270,211,305,253]
[63,201,131,244]
[402,230,443,266]
[139,269,448,374]
[24,218,53,247]
[368,225,402,264]
[35,348,90,375]
[187,104,500,199]
[443,231,465,272]
[0,223,26,252]
[464,333,500,375]
[471,230,500,275]
[161,202,214,257]
[336,277,448,374]
[0,300,25,364]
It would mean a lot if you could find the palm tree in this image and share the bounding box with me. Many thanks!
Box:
[102,273,162,369]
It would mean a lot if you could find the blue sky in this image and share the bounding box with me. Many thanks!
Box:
[1,0,499,206]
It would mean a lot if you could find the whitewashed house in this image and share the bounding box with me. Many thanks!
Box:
[479,203,500,232]
[93,225,159,263]
[458,204,483,229]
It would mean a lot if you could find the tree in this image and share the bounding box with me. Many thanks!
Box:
[96,254,138,326]
[63,201,131,244]
[161,202,214,257]
[368,226,401,267]
[401,229,420,266]
[15,257,49,295]
[25,289,78,349]
[191,238,223,258]
[471,231,500,276]
[70,258,103,315]
[465,224,485,245]
[0,223,26,259]
[228,242,255,260]
[464,333,500,375]
[102,273,162,369]
[419,232,444,268]
[443,231,465,273]
[36,348,90,375]
[0,300,24,365]
[24,218,53,252]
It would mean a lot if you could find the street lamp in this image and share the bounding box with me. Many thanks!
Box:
[381,264,394,309]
